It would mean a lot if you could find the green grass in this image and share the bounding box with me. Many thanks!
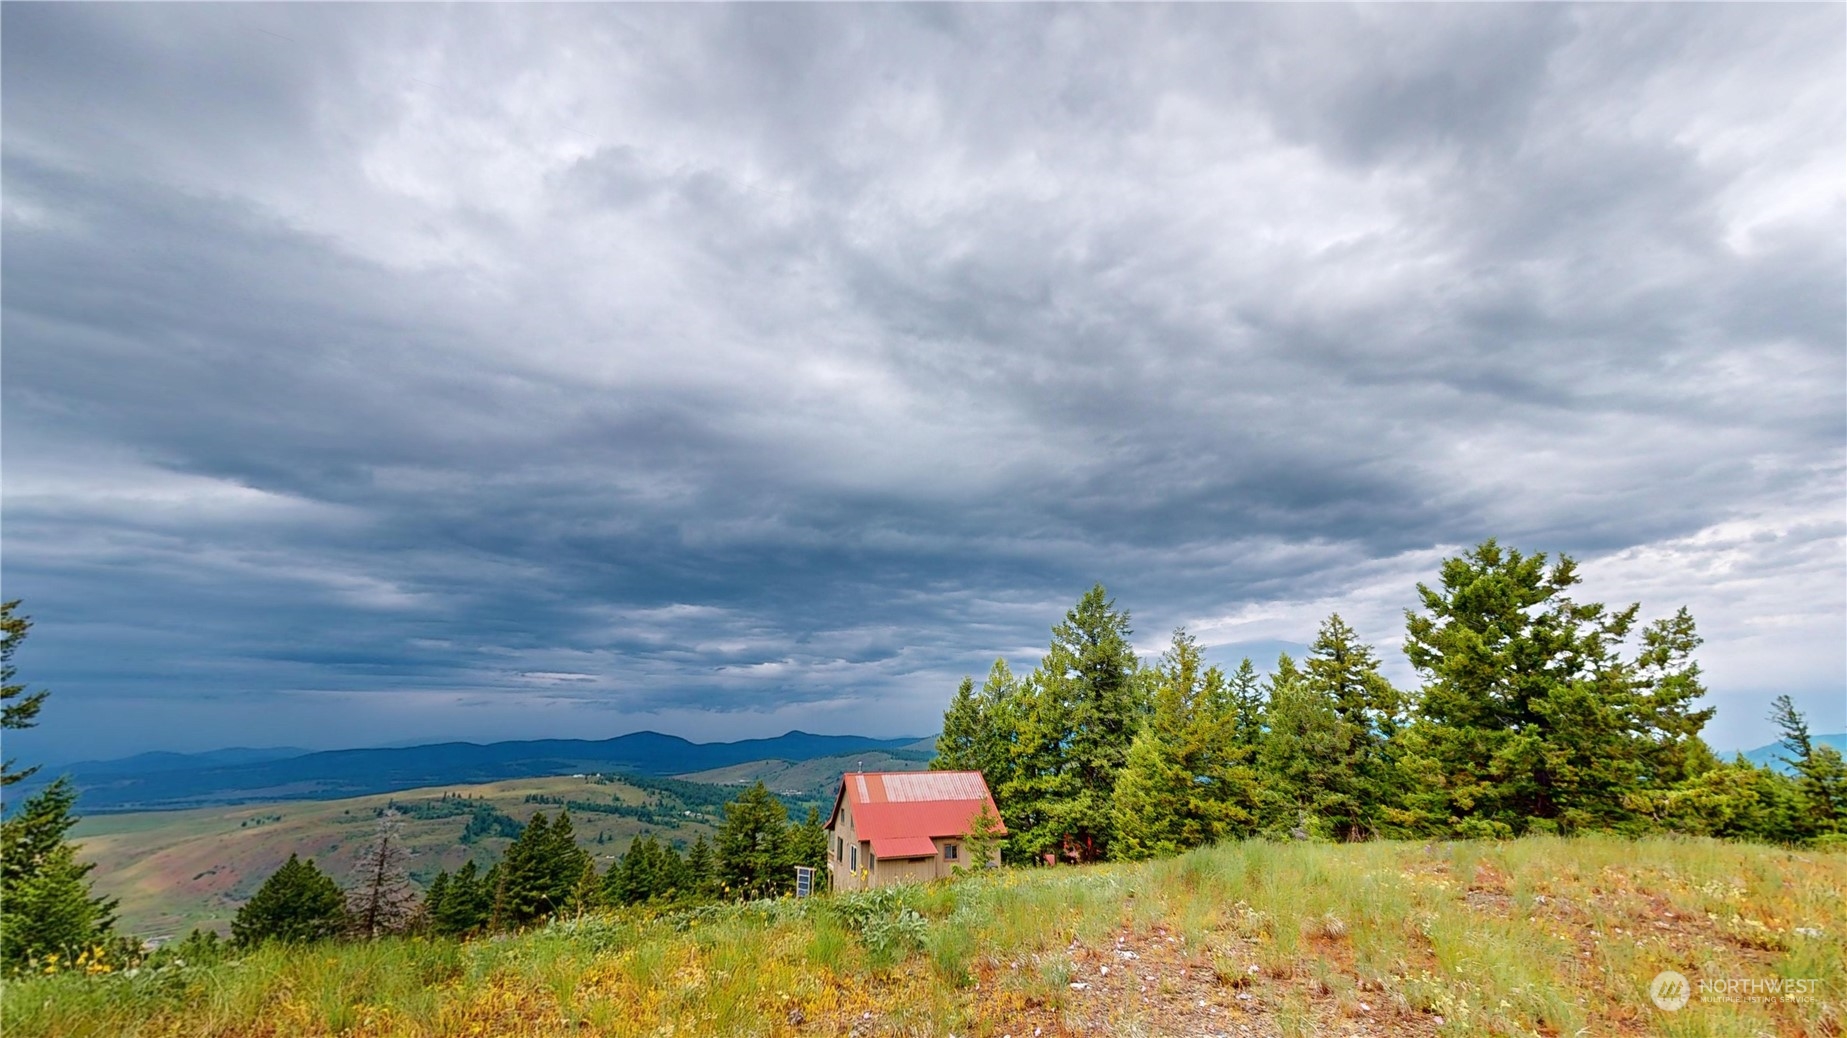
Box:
[7,835,1842,1037]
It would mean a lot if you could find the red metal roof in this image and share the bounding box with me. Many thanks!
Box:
[826,770,1007,840]
[870,835,939,859]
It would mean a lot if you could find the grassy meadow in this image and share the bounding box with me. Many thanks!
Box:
[7,835,1842,1038]
[68,776,722,939]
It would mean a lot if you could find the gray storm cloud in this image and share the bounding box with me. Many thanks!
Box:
[3,3,1841,762]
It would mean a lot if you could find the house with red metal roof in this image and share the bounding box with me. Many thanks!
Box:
[824,770,1006,890]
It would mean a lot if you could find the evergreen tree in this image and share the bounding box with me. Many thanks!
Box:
[545,810,592,908]
[1111,729,1191,860]
[493,811,585,927]
[786,806,828,875]
[609,836,685,905]
[684,835,716,898]
[1001,585,1142,862]
[231,854,345,946]
[345,812,418,938]
[1226,657,1265,746]
[935,676,984,771]
[1302,614,1403,840]
[0,601,49,790]
[1649,755,1796,842]
[423,869,451,931]
[1112,628,1258,859]
[0,778,117,970]
[566,859,604,916]
[959,801,1005,871]
[934,659,1020,789]
[1399,540,1715,836]
[1769,695,1847,839]
[433,859,490,936]
[486,862,511,932]
[715,782,789,899]
[1257,654,1351,839]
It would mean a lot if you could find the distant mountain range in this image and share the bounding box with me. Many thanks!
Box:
[14,730,930,814]
[1739,733,1846,773]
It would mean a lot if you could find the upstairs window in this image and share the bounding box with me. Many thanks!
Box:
[944,843,959,860]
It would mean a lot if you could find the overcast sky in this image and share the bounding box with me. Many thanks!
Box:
[4,3,1842,765]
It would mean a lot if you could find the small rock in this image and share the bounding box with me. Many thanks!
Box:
[787,1008,806,1027]
[1237,993,1252,1002]
[1359,1002,1371,1013]
[1434,1016,1445,1026]
[1070,982,1089,991]
[1796,926,1824,938]
[1100,965,1110,976]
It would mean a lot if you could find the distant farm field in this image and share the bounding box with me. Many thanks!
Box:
[10,835,1842,1037]
[69,775,724,939]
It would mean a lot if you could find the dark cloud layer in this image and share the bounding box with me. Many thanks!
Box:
[4,4,1842,762]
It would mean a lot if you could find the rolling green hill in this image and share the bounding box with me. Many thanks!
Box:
[20,730,928,814]
[675,746,933,802]
[68,774,729,940]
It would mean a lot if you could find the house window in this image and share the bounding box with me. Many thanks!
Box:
[835,836,843,860]
[944,843,959,861]
[850,846,858,870]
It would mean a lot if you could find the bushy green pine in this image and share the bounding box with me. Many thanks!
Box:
[1112,628,1258,859]
[491,810,590,928]
[1257,654,1351,839]
[935,676,984,770]
[230,853,344,946]
[684,835,716,898]
[430,859,491,936]
[1769,695,1847,840]
[1226,657,1265,746]
[1399,540,1715,837]
[606,836,691,905]
[934,659,1020,792]
[1002,584,1142,862]
[0,778,117,971]
[715,782,789,899]
[566,859,604,916]
[1302,614,1403,840]
[787,806,828,875]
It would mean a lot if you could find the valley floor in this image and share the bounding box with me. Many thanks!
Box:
[6,835,1842,1038]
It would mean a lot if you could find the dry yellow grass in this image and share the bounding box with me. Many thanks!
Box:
[7,835,1842,1037]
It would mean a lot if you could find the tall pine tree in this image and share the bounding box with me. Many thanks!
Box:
[1003,585,1142,862]
[1257,654,1351,839]
[1112,628,1258,859]
[715,783,789,899]
[1302,615,1403,840]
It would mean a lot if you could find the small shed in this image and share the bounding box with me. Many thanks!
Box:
[824,771,1006,890]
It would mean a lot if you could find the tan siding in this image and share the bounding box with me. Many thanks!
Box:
[828,773,1007,890]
